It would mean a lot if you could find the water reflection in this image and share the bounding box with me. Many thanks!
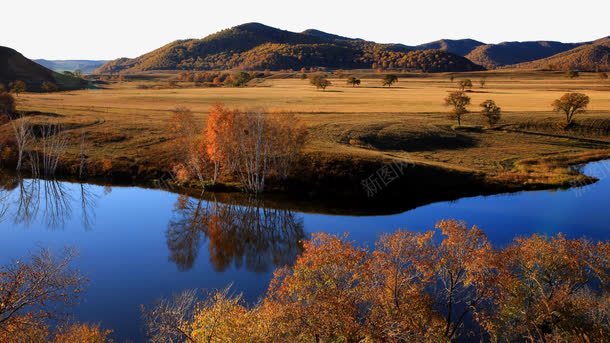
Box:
[0,177,99,230]
[167,194,305,273]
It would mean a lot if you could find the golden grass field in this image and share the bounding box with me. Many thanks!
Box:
[7,70,610,187]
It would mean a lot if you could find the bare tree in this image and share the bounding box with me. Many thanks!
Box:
[79,131,87,179]
[142,289,199,343]
[10,114,32,172]
[39,123,69,177]
[0,248,84,330]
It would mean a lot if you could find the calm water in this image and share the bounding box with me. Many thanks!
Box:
[1,160,610,341]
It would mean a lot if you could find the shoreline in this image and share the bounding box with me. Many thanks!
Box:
[2,150,608,216]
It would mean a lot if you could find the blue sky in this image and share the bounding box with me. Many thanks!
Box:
[2,0,608,60]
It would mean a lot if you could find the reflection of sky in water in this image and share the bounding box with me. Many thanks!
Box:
[0,160,609,341]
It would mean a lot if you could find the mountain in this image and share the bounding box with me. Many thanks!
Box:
[301,29,359,42]
[415,39,485,56]
[0,46,88,91]
[34,59,108,73]
[511,37,610,71]
[465,41,585,68]
[95,23,484,74]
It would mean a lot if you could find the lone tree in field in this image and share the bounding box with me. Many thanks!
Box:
[552,92,590,127]
[479,78,487,88]
[310,75,331,91]
[458,79,473,91]
[568,70,580,79]
[42,81,58,93]
[445,92,471,126]
[600,72,609,80]
[382,74,398,87]
[347,77,361,87]
[11,80,26,96]
[480,100,502,127]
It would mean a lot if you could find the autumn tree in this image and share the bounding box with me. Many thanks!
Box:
[189,288,258,342]
[0,249,84,335]
[382,74,399,87]
[363,230,444,341]
[480,235,610,342]
[266,233,368,341]
[457,79,473,91]
[225,71,252,87]
[167,106,208,186]
[552,92,590,127]
[309,75,331,91]
[346,77,361,87]
[42,81,59,92]
[444,91,471,126]
[11,80,26,96]
[433,220,495,340]
[568,70,580,79]
[480,99,502,127]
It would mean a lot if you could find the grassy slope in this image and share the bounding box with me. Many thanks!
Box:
[4,70,610,201]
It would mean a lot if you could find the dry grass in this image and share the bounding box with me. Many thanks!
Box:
[5,70,610,186]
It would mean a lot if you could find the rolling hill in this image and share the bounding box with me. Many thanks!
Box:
[465,41,585,68]
[511,37,610,71]
[34,59,108,73]
[96,23,484,74]
[0,46,88,91]
[415,39,485,56]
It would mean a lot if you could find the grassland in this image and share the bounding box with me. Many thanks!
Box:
[4,70,610,204]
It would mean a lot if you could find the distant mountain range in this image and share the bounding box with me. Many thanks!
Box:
[95,24,609,73]
[34,59,108,73]
[512,37,610,71]
[95,23,483,74]
[0,46,88,92]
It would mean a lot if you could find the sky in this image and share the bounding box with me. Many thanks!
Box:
[3,0,609,60]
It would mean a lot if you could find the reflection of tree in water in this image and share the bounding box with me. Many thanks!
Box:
[0,178,99,230]
[0,186,9,222]
[167,194,305,273]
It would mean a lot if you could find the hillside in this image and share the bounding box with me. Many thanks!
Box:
[466,41,584,68]
[511,38,610,71]
[0,46,88,91]
[96,23,483,73]
[35,59,108,73]
[415,39,485,56]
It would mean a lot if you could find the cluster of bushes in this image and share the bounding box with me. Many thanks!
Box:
[175,71,267,87]
[142,219,610,342]
[364,48,484,73]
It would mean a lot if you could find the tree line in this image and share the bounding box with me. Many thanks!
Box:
[141,219,609,342]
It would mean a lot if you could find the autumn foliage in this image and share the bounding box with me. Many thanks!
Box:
[145,219,610,342]
[171,104,307,192]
